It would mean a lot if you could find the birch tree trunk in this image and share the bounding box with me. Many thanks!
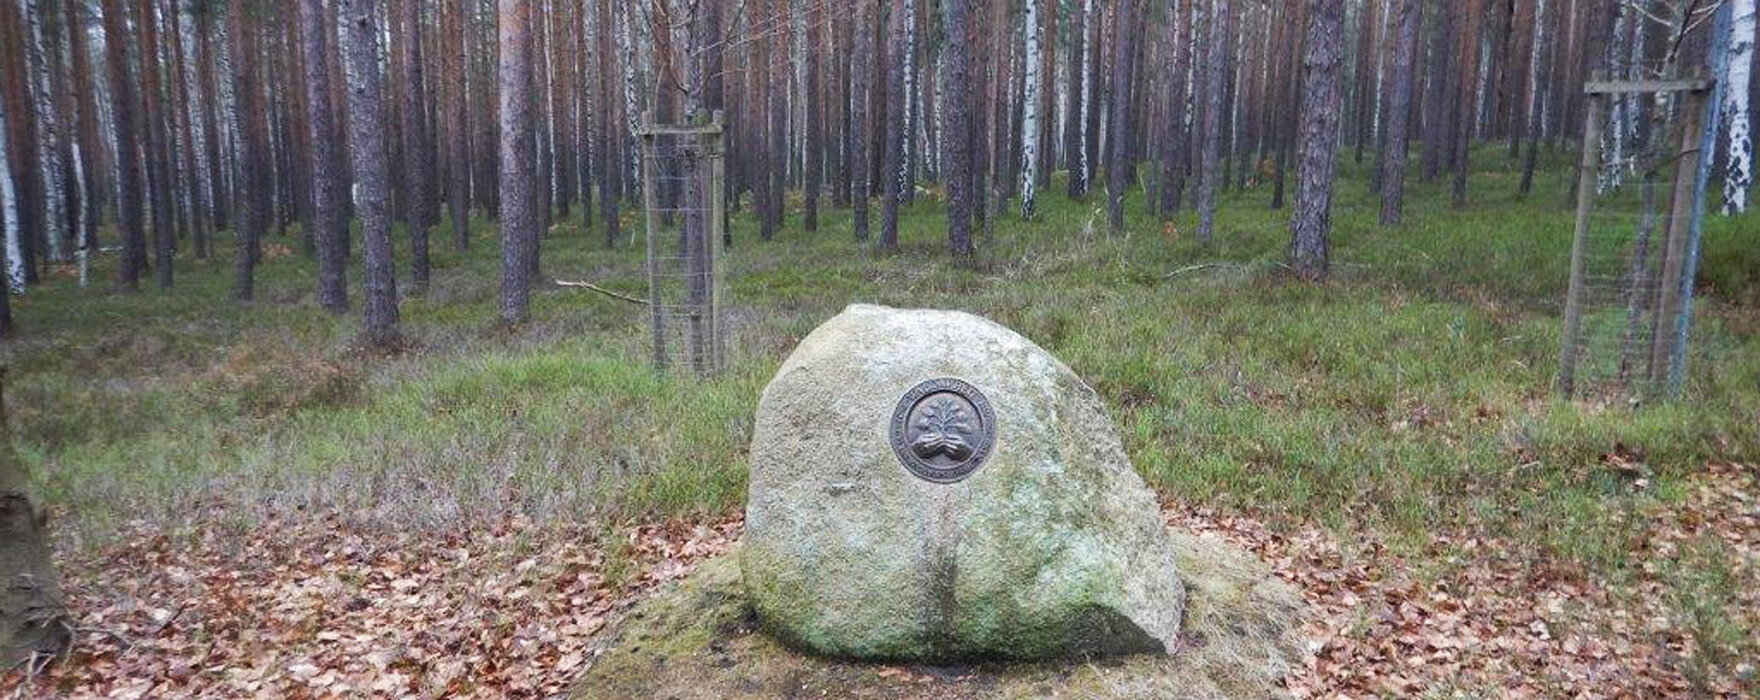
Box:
[26,2,66,266]
[0,0,43,285]
[1728,0,1755,214]
[343,0,400,347]
[1019,0,1042,219]
[0,95,15,333]
[1290,0,1346,281]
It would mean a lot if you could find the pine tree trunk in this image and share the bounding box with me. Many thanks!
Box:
[300,0,349,313]
[881,2,908,248]
[1380,0,1420,225]
[343,0,400,346]
[805,0,824,231]
[444,0,470,249]
[137,0,175,288]
[0,368,70,669]
[1196,0,1230,244]
[100,0,146,291]
[595,0,622,248]
[1064,0,1087,197]
[1290,0,1346,281]
[1105,0,1138,235]
[1450,0,1483,208]
[397,0,433,294]
[1158,0,1190,218]
[63,0,103,254]
[230,0,271,301]
[497,0,538,324]
[851,0,873,242]
[943,0,974,257]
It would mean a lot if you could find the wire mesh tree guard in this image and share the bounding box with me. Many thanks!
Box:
[1558,69,1716,402]
[638,111,727,377]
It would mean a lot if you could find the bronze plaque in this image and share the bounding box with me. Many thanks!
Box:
[890,378,996,483]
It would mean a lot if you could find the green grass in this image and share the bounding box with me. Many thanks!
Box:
[3,147,1757,581]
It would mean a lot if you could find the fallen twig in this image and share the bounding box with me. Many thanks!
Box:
[556,281,649,306]
[1161,263,1225,279]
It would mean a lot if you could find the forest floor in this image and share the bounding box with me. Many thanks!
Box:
[2,152,1757,697]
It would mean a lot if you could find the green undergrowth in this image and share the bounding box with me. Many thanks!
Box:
[2,148,1756,584]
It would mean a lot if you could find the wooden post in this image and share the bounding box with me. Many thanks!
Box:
[1558,86,1604,398]
[641,112,666,371]
[708,111,727,372]
[1645,84,1709,390]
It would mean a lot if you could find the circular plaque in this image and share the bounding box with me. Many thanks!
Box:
[889,378,996,484]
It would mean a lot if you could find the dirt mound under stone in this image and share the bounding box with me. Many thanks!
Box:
[573,529,1306,699]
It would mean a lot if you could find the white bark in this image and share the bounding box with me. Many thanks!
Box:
[28,0,66,263]
[1019,0,1042,218]
[1728,0,1755,214]
[0,95,20,291]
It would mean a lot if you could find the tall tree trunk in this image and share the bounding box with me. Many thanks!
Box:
[0,86,16,333]
[397,0,434,294]
[1380,0,1420,225]
[230,0,271,301]
[1352,0,1379,164]
[0,0,43,286]
[137,0,175,288]
[0,368,71,669]
[851,0,873,242]
[1728,0,1755,214]
[1105,0,1139,235]
[1450,0,1483,208]
[498,0,538,324]
[64,0,103,254]
[805,0,824,231]
[343,0,400,346]
[943,0,974,257]
[1290,0,1346,281]
[1196,0,1230,244]
[444,0,470,249]
[595,0,621,248]
[1064,0,1087,197]
[1158,0,1190,218]
[168,0,207,266]
[881,0,908,248]
[1019,0,1044,219]
[549,0,574,220]
[301,0,349,313]
[100,0,146,290]
[196,9,227,242]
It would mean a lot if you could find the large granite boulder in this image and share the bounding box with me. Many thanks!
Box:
[742,304,1186,661]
